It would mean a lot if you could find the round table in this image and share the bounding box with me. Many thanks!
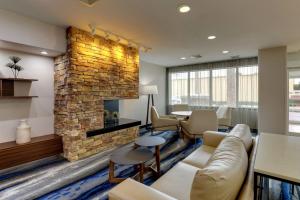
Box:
[109,146,153,183]
[171,111,192,116]
[135,136,166,176]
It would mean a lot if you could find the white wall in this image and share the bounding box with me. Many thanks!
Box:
[0,49,54,142]
[0,9,66,53]
[119,60,166,125]
[258,46,287,134]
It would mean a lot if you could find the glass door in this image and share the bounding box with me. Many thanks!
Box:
[288,69,300,134]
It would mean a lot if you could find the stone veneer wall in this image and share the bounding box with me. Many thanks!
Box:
[54,27,139,161]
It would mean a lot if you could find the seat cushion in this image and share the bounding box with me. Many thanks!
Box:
[228,124,253,152]
[151,162,198,200]
[182,145,216,169]
[190,137,248,200]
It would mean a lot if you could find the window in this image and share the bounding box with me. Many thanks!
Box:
[238,66,258,107]
[190,70,210,106]
[168,64,258,108]
[212,68,237,107]
[170,72,188,104]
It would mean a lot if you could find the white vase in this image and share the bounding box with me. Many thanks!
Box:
[16,119,31,144]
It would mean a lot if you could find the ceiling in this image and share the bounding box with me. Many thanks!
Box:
[0,0,300,66]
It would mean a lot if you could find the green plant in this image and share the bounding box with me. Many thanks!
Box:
[5,56,23,78]
[112,111,119,119]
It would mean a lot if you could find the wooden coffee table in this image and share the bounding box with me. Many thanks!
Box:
[109,146,153,183]
[135,136,166,176]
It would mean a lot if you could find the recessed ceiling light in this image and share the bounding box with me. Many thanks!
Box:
[222,50,230,54]
[40,51,48,55]
[178,5,191,13]
[208,35,216,40]
[180,57,187,60]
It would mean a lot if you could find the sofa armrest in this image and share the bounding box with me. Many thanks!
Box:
[109,178,176,200]
[203,131,227,147]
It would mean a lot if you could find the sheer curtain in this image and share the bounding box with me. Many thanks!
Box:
[167,57,258,129]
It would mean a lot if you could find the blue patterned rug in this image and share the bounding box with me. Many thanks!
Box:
[0,130,200,200]
[0,129,296,200]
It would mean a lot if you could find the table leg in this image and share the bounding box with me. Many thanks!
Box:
[109,160,126,183]
[259,176,263,200]
[155,145,161,176]
[109,160,115,183]
[134,143,139,149]
[254,172,258,200]
[139,163,144,183]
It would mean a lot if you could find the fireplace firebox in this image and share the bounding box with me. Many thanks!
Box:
[104,100,119,124]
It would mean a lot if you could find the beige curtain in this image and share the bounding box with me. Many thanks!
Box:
[167,57,258,129]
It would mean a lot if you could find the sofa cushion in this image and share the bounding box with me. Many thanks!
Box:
[182,145,216,169]
[151,162,198,200]
[228,124,253,152]
[190,137,248,200]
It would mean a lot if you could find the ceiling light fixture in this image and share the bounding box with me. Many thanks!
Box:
[178,5,191,13]
[180,57,187,60]
[40,51,48,55]
[87,24,151,52]
[208,35,216,40]
[80,0,100,7]
[222,50,230,54]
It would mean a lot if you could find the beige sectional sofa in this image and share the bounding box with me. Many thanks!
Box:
[109,124,258,200]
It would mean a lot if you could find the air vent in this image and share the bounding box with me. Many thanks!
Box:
[231,55,240,59]
[190,54,202,59]
[80,0,100,7]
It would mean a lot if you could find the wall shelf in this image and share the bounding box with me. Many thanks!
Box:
[0,78,38,82]
[0,77,38,98]
[0,96,38,99]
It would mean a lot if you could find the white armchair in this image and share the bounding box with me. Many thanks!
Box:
[180,110,218,141]
[151,106,179,131]
[216,106,232,128]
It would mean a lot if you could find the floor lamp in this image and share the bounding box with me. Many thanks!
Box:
[140,85,158,129]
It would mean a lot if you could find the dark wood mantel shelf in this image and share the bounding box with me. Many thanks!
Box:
[0,134,63,170]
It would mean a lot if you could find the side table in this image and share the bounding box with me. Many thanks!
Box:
[109,146,153,183]
[135,136,166,176]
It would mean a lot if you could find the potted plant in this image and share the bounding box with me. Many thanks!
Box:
[112,111,119,123]
[5,56,23,78]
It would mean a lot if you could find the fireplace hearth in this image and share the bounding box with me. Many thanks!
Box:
[86,118,141,137]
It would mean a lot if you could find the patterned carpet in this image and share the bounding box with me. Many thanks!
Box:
[0,129,297,200]
[0,130,200,200]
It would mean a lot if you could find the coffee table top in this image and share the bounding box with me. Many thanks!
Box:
[135,136,166,147]
[110,146,153,165]
[171,111,192,116]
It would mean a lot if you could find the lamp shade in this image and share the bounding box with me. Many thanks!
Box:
[140,85,158,95]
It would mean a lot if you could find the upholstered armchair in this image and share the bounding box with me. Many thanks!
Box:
[172,104,189,112]
[151,106,179,131]
[180,110,218,141]
[216,106,232,128]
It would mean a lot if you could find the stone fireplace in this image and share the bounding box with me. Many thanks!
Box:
[54,27,140,161]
